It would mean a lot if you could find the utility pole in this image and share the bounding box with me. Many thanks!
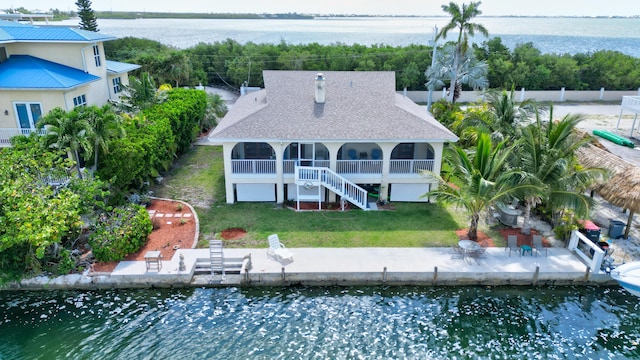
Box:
[427,25,438,112]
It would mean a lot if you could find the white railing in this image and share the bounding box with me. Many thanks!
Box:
[567,230,605,272]
[283,160,330,174]
[0,128,47,146]
[295,166,369,210]
[336,160,382,174]
[231,159,276,174]
[239,158,433,175]
[389,159,434,174]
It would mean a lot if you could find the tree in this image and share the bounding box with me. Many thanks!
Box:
[118,72,166,113]
[81,105,125,171]
[425,43,488,103]
[436,1,488,102]
[38,107,93,179]
[201,93,228,133]
[426,133,534,239]
[514,106,605,234]
[75,0,98,32]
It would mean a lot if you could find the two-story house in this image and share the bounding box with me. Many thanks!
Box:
[208,70,458,210]
[0,20,139,146]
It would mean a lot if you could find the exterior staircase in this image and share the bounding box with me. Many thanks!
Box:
[295,166,370,210]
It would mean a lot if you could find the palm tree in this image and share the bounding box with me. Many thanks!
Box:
[38,107,93,179]
[118,72,166,113]
[426,133,535,239]
[200,93,228,133]
[514,105,605,234]
[436,1,488,103]
[80,105,125,171]
[425,43,489,103]
[455,89,533,142]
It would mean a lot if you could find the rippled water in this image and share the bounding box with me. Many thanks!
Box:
[1,286,639,359]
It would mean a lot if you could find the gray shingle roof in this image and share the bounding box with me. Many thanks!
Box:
[209,71,458,143]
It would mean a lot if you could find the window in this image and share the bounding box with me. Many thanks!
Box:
[93,44,101,67]
[14,102,43,131]
[73,94,87,107]
[112,77,122,94]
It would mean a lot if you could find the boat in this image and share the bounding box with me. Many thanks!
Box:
[610,262,640,297]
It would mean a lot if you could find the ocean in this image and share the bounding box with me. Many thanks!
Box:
[48,16,640,57]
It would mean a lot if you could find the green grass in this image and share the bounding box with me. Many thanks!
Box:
[151,145,484,248]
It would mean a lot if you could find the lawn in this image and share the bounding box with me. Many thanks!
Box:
[151,145,502,248]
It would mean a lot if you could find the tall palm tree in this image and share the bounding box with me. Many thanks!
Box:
[436,1,488,103]
[80,105,125,171]
[426,133,535,239]
[38,108,93,179]
[515,105,605,234]
[119,72,166,113]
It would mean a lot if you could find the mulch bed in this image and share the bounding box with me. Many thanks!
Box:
[221,227,247,240]
[456,227,550,247]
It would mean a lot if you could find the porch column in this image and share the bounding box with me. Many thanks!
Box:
[428,142,445,202]
[271,141,285,204]
[325,143,342,203]
[223,142,235,204]
[378,143,396,203]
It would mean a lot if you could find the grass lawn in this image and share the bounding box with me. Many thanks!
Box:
[151,145,503,248]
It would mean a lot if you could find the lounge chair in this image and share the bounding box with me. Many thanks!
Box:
[267,234,294,262]
[532,235,547,257]
[506,235,519,257]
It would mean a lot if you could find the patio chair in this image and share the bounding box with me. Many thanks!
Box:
[506,235,519,257]
[371,149,381,160]
[467,247,487,264]
[347,149,358,160]
[267,234,294,262]
[450,245,466,260]
[532,235,547,257]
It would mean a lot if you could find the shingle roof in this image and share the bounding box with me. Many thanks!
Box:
[106,60,140,74]
[0,55,101,89]
[0,20,115,43]
[210,70,458,143]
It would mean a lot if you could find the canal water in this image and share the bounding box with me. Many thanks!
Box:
[1,286,638,359]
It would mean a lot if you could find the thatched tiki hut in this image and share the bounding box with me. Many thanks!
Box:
[576,143,639,239]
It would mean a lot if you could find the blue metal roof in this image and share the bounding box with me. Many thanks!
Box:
[106,60,140,74]
[0,55,101,89]
[0,20,115,43]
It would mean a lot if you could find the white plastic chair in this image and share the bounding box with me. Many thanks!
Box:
[267,234,294,262]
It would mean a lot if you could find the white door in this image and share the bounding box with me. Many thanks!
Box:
[14,102,43,134]
[298,142,315,166]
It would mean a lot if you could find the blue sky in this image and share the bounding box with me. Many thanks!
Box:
[20,0,640,17]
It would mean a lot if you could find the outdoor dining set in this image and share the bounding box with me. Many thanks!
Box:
[452,235,547,264]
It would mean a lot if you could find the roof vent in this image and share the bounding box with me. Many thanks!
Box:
[315,73,326,104]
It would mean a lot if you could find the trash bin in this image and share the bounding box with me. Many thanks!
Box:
[608,219,626,239]
[578,220,601,242]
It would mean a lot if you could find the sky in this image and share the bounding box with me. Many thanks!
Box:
[17,0,640,17]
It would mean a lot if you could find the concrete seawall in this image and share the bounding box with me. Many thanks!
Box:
[1,247,618,291]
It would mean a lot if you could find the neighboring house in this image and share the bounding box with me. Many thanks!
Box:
[0,20,140,146]
[208,70,459,209]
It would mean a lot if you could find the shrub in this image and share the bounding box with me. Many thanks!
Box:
[89,205,153,262]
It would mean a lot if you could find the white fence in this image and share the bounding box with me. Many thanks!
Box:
[0,128,46,146]
[403,89,640,104]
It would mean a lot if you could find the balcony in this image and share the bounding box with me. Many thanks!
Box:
[0,128,46,147]
[232,159,434,175]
